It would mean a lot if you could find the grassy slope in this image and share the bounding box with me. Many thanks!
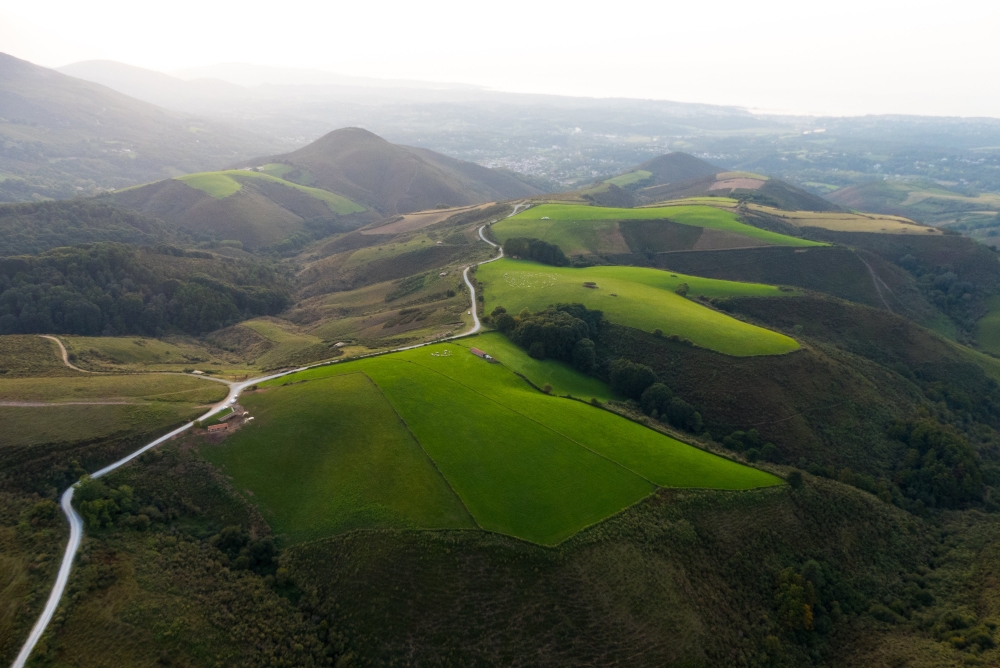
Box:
[60,335,253,375]
[477,259,800,356]
[176,170,364,214]
[237,318,340,370]
[0,336,80,377]
[203,373,474,543]
[493,203,821,252]
[0,374,227,403]
[0,403,203,448]
[259,343,778,545]
[746,203,938,234]
[977,295,1000,356]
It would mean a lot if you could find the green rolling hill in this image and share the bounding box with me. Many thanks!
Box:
[491,202,821,255]
[208,341,779,546]
[107,167,371,250]
[477,259,801,356]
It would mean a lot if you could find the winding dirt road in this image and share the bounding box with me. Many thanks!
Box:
[38,335,91,373]
[10,205,524,668]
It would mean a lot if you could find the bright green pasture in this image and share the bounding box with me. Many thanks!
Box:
[256,163,294,178]
[176,171,241,198]
[493,203,821,253]
[455,332,618,402]
[606,170,652,187]
[176,170,364,214]
[0,374,228,403]
[477,259,800,356]
[0,402,202,448]
[203,373,474,543]
[259,343,780,544]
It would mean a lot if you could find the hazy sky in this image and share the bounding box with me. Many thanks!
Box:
[2,0,998,117]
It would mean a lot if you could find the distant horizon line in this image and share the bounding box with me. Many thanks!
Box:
[35,54,1000,123]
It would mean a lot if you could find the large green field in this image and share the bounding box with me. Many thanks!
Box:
[491,203,821,254]
[226,342,780,546]
[476,259,800,356]
[203,373,475,543]
[176,170,364,214]
[458,332,619,402]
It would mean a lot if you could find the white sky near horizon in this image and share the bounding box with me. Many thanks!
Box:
[1,0,998,118]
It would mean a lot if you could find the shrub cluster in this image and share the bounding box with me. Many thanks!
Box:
[889,419,984,509]
[608,360,704,434]
[501,237,569,266]
[898,254,979,334]
[639,382,703,433]
[723,429,781,463]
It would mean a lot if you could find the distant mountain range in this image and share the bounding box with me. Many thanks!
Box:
[0,52,280,202]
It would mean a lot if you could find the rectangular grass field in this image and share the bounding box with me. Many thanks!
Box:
[250,343,780,545]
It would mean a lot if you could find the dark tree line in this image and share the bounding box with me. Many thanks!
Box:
[488,303,705,434]
[0,243,289,336]
[897,254,980,334]
[0,200,169,256]
[502,237,569,266]
[490,303,599,372]
[610,360,703,433]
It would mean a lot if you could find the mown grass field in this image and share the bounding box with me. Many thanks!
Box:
[477,259,800,356]
[494,203,821,254]
[176,170,364,214]
[456,332,619,402]
[203,373,475,543]
[0,374,227,403]
[606,170,652,187]
[245,343,779,545]
[0,402,203,448]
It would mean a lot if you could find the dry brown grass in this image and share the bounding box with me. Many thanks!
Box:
[361,203,494,235]
[746,204,940,234]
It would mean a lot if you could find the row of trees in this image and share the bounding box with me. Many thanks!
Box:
[609,359,704,433]
[0,243,289,336]
[489,303,706,435]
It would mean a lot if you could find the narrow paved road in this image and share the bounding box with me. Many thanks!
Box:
[11,205,519,668]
